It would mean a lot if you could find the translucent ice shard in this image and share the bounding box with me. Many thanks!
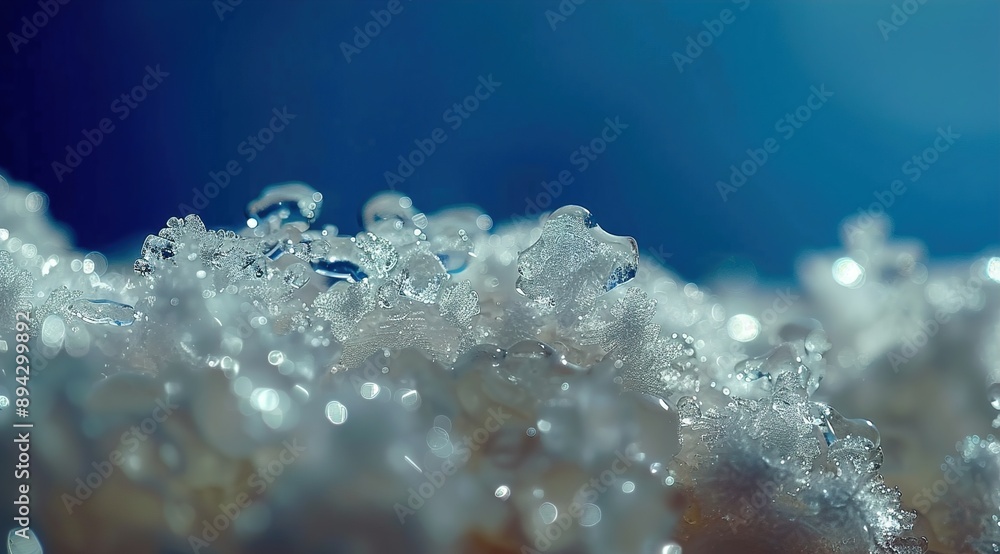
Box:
[133,234,176,275]
[67,299,136,326]
[516,206,638,310]
[729,342,823,399]
[397,245,448,304]
[311,258,368,283]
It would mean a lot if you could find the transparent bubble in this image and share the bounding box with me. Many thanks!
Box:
[539,502,558,524]
[246,182,323,232]
[832,257,865,288]
[360,382,380,400]
[727,314,760,342]
[324,401,348,425]
[661,543,683,554]
[579,504,601,527]
[989,382,1000,411]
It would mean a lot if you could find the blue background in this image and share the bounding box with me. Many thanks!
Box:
[1,0,997,281]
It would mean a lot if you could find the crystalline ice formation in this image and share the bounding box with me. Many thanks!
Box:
[674,361,921,554]
[579,287,699,398]
[0,251,32,329]
[915,435,1000,553]
[312,280,376,340]
[1,175,998,554]
[516,205,638,311]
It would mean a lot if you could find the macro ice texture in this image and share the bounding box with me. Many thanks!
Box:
[0,176,998,554]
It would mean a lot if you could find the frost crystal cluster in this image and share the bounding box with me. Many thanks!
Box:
[0,177,998,554]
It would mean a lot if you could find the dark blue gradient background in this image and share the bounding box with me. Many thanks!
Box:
[1,0,997,281]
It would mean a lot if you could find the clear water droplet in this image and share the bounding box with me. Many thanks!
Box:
[426,427,450,450]
[824,406,880,450]
[578,504,602,527]
[660,543,682,554]
[361,192,419,243]
[68,299,136,326]
[989,383,1000,410]
[246,182,323,232]
[7,527,43,554]
[539,502,558,524]
[311,259,368,284]
[399,248,447,304]
[324,400,348,424]
[360,382,380,400]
